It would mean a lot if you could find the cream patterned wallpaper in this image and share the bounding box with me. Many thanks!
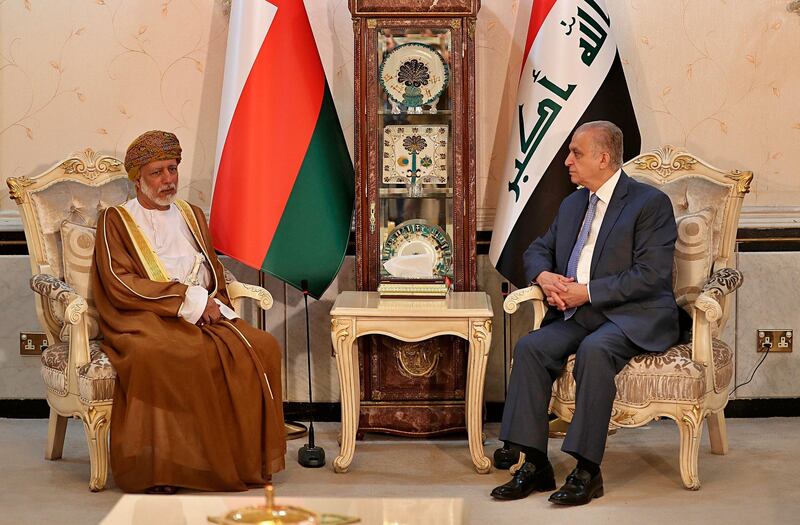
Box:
[0,0,230,219]
[2,0,799,228]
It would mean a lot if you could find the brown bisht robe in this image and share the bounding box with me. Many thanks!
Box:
[91,200,285,492]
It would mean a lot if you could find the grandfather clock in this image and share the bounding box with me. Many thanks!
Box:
[350,0,480,436]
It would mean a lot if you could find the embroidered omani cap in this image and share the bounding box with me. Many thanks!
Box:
[124,130,182,180]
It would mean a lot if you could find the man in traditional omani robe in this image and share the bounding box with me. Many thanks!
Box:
[91,130,285,493]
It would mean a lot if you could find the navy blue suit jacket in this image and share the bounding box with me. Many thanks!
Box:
[523,171,680,352]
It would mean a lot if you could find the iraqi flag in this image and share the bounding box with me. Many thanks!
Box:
[210,0,354,299]
[489,0,640,288]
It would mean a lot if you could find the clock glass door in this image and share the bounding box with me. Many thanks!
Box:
[377,28,455,284]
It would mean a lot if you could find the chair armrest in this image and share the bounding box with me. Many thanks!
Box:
[503,285,548,330]
[694,268,742,324]
[690,269,742,374]
[694,291,723,324]
[503,285,545,313]
[221,266,273,313]
[30,274,91,368]
[227,281,274,312]
[30,274,88,323]
[702,267,743,297]
[31,273,77,305]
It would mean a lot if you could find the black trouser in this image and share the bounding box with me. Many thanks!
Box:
[499,317,643,465]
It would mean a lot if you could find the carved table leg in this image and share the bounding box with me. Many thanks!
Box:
[466,319,492,473]
[331,317,358,473]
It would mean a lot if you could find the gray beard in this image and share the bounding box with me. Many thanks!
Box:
[140,183,176,208]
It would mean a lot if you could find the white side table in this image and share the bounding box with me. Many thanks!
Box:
[329,291,493,473]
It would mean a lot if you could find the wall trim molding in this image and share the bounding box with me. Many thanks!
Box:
[2,399,798,420]
[738,206,800,228]
[0,211,22,232]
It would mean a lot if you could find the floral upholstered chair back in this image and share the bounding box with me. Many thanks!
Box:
[623,146,752,336]
[8,149,133,345]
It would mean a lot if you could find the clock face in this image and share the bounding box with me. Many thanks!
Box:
[379,43,449,108]
[382,219,453,277]
[383,125,448,184]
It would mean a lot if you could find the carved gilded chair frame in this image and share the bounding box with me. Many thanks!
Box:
[503,145,752,490]
[8,149,275,491]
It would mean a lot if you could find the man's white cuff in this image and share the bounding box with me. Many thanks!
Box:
[180,285,208,324]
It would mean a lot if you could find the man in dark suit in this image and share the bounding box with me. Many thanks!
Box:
[490,121,679,505]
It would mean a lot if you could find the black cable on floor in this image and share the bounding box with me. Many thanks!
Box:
[729,341,771,397]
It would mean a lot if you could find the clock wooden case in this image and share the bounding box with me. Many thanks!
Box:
[350,0,480,436]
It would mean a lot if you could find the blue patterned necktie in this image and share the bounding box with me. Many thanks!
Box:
[564,193,599,320]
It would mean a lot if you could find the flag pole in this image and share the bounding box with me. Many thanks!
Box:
[258,270,308,441]
[297,279,325,468]
[493,281,520,469]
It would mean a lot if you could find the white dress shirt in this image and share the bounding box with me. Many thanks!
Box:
[123,199,238,324]
[574,169,621,302]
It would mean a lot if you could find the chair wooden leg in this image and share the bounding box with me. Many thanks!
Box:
[45,409,68,460]
[706,410,729,455]
[82,405,111,492]
[677,409,704,490]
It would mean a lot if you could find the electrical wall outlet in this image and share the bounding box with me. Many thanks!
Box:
[20,332,49,356]
[757,330,792,353]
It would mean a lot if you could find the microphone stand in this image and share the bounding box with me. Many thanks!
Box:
[297,279,325,467]
[259,271,307,441]
[493,281,520,469]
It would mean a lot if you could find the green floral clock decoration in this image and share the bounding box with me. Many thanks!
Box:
[380,43,449,110]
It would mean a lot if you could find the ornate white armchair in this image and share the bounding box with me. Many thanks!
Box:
[503,146,751,490]
[7,149,273,491]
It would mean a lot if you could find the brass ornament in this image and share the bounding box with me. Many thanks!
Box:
[633,145,698,178]
[85,405,108,430]
[610,406,640,426]
[394,339,440,378]
[60,148,123,181]
[725,169,753,195]
[6,176,35,204]
[682,404,705,428]
[207,483,321,524]
[206,482,361,524]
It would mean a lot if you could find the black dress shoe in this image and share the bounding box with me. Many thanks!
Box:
[548,467,603,505]
[492,445,521,470]
[490,462,556,501]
